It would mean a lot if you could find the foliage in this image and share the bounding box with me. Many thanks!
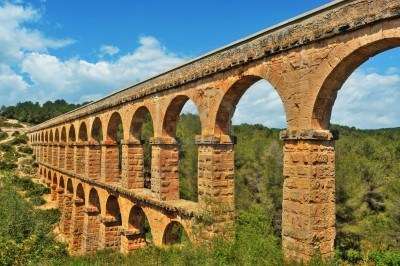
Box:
[0,171,66,265]
[0,100,87,125]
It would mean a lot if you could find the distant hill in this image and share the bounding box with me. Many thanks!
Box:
[0,100,89,125]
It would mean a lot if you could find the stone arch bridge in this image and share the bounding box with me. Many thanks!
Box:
[27,0,400,262]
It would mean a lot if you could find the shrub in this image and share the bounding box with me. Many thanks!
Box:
[369,250,400,266]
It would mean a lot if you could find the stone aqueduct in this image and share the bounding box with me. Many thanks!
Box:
[27,0,400,262]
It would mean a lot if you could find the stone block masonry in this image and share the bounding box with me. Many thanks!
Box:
[28,0,400,262]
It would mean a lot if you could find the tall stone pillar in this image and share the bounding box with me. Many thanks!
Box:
[150,137,179,200]
[101,140,120,183]
[99,216,121,250]
[43,144,48,164]
[59,143,66,169]
[70,197,85,254]
[66,144,75,172]
[48,144,53,165]
[82,205,101,253]
[75,142,87,176]
[87,141,102,180]
[196,135,235,240]
[61,193,74,238]
[121,140,144,189]
[53,144,59,167]
[57,187,65,209]
[280,129,336,262]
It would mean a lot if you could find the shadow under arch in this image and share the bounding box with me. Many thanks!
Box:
[215,75,287,137]
[102,195,122,250]
[78,122,88,141]
[61,127,67,142]
[91,117,103,143]
[129,106,154,189]
[162,95,202,138]
[55,128,60,142]
[162,221,189,245]
[312,38,400,129]
[162,95,202,202]
[68,124,76,142]
[124,205,153,249]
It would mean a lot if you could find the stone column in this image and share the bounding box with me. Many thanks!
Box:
[57,188,65,209]
[196,135,235,240]
[75,142,87,176]
[53,144,59,167]
[82,205,101,253]
[51,183,57,201]
[70,197,85,254]
[120,229,146,253]
[280,129,336,262]
[48,144,53,165]
[59,143,66,169]
[61,193,74,239]
[99,215,121,250]
[43,144,48,163]
[101,140,120,183]
[87,141,102,180]
[66,143,75,172]
[121,139,144,189]
[150,137,179,200]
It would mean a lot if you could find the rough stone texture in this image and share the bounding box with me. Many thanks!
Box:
[27,0,400,262]
[282,139,335,261]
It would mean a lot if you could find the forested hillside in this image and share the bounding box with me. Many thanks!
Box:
[0,101,399,264]
[0,100,87,125]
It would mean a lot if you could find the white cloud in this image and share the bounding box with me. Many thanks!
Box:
[331,70,400,129]
[1,2,400,130]
[232,80,286,128]
[99,45,120,57]
[20,36,187,103]
[0,2,73,63]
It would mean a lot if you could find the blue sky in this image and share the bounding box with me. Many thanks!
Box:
[1,0,400,129]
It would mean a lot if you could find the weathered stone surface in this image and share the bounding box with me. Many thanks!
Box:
[27,0,400,262]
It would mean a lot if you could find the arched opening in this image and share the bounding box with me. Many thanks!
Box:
[102,195,122,250]
[66,125,76,171]
[213,76,286,241]
[106,112,124,183]
[84,188,101,253]
[69,125,76,142]
[89,117,103,180]
[55,129,60,142]
[162,95,201,201]
[61,127,67,142]
[76,122,88,176]
[123,205,152,251]
[71,183,85,253]
[162,221,189,245]
[129,106,154,189]
[312,39,400,262]
[47,171,51,185]
[91,118,103,142]
[49,130,53,142]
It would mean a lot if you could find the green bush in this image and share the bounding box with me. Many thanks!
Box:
[0,131,8,141]
[10,134,28,145]
[369,250,400,266]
